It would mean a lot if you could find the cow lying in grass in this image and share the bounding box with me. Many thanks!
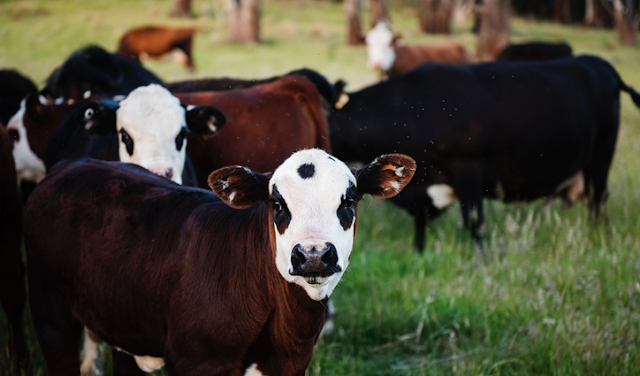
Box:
[25,149,415,375]
[366,21,471,80]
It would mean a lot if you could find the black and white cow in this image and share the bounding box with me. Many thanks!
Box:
[45,84,226,185]
[331,55,640,251]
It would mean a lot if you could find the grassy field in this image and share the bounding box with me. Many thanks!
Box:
[1,0,640,374]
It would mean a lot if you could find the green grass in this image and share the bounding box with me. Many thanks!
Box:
[1,0,640,374]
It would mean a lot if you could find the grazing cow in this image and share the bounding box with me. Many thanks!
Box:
[497,41,573,61]
[42,45,162,100]
[366,21,471,79]
[25,149,416,375]
[176,74,332,187]
[0,69,37,128]
[118,26,196,72]
[45,84,225,185]
[0,125,27,371]
[331,56,640,251]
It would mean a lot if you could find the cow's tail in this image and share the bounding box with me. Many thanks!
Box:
[618,75,640,108]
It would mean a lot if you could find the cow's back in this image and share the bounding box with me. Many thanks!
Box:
[180,75,330,186]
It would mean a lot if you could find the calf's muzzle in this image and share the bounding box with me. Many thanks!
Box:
[290,243,341,278]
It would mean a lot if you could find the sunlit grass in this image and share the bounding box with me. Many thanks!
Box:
[1,0,639,374]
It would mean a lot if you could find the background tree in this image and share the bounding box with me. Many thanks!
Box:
[418,0,455,33]
[370,0,390,25]
[476,0,511,60]
[611,0,637,44]
[554,0,572,23]
[345,0,365,44]
[171,0,192,17]
[223,0,261,43]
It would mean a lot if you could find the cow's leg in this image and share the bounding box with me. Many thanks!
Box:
[179,38,195,72]
[80,329,104,376]
[112,351,148,376]
[588,115,619,219]
[413,206,427,252]
[0,261,28,371]
[29,285,83,376]
[453,161,484,247]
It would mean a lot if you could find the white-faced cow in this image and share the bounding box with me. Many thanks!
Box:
[44,84,225,186]
[24,149,416,375]
[331,55,640,251]
[366,21,470,80]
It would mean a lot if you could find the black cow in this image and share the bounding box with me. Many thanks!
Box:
[42,45,163,100]
[0,125,27,371]
[331,55,640,251]
[0,70,37,127]
[497,42,573,61]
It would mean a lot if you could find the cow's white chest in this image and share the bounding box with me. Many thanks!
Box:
[244,363,265,376]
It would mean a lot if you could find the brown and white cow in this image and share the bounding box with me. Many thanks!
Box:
[366,21,471,79]
[177,74,332,187]
[117,26,196,72]
[25,149,416,375]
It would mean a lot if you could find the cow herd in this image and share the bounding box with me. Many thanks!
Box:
[0,29,639,376]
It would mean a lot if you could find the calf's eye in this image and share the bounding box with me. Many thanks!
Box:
[119,128,134,156]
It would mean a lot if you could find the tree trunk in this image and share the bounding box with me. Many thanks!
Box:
[476,0,511,61]
[370,0,390,26]
[613,0,636,44]
[345,0,365,45]
[585,0,595,25]
[453,0,475,25]
[418,0,454,34]
[223,0,261,43]
[171,0,192,17]
[553,0,571,23]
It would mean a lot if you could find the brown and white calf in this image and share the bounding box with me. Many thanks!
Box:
[366,21,471,79]
[25,149,416,375]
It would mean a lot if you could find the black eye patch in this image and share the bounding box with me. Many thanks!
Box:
[337,182,361,230]
[175,127,188,151]
[271,185,292,234]
[119,128,134,156]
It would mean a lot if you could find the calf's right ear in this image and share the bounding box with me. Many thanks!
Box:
[208,166,272,209]
[81,100,119,136]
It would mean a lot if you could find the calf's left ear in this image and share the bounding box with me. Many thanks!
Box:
[185,106,227,136]
[208,166,271,209]
[352,153,416,199]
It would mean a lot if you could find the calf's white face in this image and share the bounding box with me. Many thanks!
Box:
[116,85,188,184]
[269,149,358,300]
[209,149,417,301]
[7,100,46,183]
[366,22,396,71]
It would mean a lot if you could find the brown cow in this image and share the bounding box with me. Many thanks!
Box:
[25,149,416,375]
[177,74,332,187]
[0,125,27,371]
[366,22,470,79]
[117,26,195,72]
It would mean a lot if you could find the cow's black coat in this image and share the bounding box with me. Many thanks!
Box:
[42,45,162,100]
[331,55,640,251]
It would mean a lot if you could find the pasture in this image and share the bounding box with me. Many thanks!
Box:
[1,0,640,374]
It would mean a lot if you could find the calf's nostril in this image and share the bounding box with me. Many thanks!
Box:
[321,243,338,267]
[291,244,306,269]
